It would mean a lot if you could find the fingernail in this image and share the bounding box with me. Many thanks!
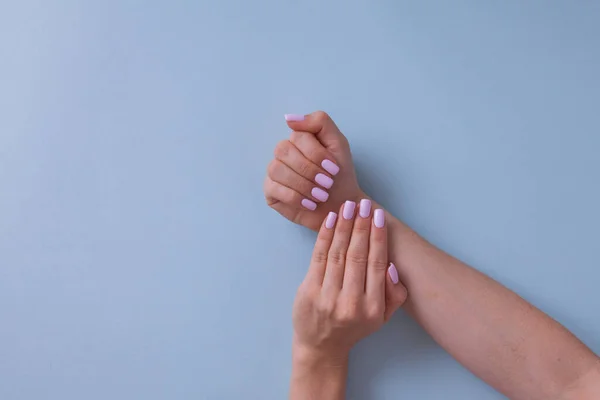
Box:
[325,212,337,229]
[342,200,356,220]
[321,159,340,176]
[301,198,317,210]
[388,263,399,284]
[284,114,305,122]
[374,209,385,228]
[359,199,371,218]
[311,187,329,202]
[315,173,333,189]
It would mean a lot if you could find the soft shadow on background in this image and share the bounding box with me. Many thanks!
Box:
[1,1,599,399]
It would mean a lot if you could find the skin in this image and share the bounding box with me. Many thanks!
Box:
[264,111,600,399]
[290,202,407,400]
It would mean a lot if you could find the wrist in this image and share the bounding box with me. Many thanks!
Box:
[290,340,349,400]
[292,339,349,369]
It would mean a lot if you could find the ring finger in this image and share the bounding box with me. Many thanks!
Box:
[322,200,356,295]
[267,159,328,209]
[274,139,335,190]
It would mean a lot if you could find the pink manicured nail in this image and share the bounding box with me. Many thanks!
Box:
[301,198,317,210]
[388,263,399,284]
[374,209,385,228]
[325,212,337,229]
[321,159,340,176]
[359,199,371,218]
[315,173,333,189]
[311,187,329,202]
[343,200,356,220]
[284,114,305,122]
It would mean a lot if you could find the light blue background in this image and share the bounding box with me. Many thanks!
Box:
[1,1,599,399]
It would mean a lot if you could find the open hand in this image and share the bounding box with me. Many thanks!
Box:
[292,199,408,361]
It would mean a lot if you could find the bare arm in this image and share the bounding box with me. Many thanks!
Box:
[384,210,600,399]
[289,342,348,400]
[268,111,600,399]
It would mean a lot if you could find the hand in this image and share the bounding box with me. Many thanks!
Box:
[292,199,408,362]
[264,111,364,231]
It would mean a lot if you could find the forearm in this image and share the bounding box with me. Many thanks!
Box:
[385,213,599,399]
[289,340,348,400]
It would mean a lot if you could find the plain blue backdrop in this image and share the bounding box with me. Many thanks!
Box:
[1,1,599,399]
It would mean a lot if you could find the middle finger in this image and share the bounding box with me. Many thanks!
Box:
[274,139,334,190]
[342,199,372,295]
[268,159,329,206]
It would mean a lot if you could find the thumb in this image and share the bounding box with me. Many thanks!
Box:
[284,111,348,151]
[384,262,408,322]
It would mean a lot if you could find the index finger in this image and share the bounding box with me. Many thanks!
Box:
[305,212,338,287]
[290,131,340,176]
[285,111,344,150]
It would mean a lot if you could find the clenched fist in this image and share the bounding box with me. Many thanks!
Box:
[264,111,365,231]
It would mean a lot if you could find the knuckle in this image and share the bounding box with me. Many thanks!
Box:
[366,306,383,323]
[346,252,368,265]
[369,258,388,272]
[340,133,350,146]
[316,298,335,316]
[336,306,358,324]
[306,147,325,163]
[396,285,408,306]
[313,110,331,124]
[298,282,318,299]
[295,283,310,299]
[263,177,272,194]
[353,223,370,233]
[274,140,291,159]
[335,311,353,324]
[328,251,346,265]
[264,182,277,206]
[290,130,327,162]
[289,130,303,143]
[296,160,313,177]
[267,159,281,178]
[311,248,328,264]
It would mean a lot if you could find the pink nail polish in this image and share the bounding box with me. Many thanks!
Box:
[315,173,333,189]
[359,199,371,218]
[311,187,329,202]
[343,200,356,220]
[321,159,340,176]
[325,212,337,229]
[374,209,385,228]
[301,198,317,210]
[388,263,399,284]
[284,114,305,122]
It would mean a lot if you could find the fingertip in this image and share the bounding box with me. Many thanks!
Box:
[387,263,408,305]
[374,209,385,228]
[325,211,338,229]
[384,265,408,321]
[301,198,317,211]
[396,283,408,306]
[284,114,305,122]
[321,159,340,176]
[342,200,356,220]
[315,173,334,189]
[359,199,372,218]
[387,262,399,284]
